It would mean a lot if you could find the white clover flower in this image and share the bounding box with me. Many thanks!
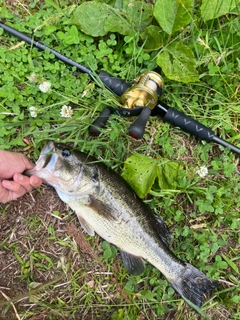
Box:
[28,73,38,83]
[29,106,38,118]
[39,81,51,93]
[196,166,208,178]
[60,105,73,118]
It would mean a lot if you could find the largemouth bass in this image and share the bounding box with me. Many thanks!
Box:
[26,141,219,307]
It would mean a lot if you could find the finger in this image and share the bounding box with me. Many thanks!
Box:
[14,153,35,170]
[13,173,34,193]
[0,175,42,204]
[23,158,35,170]
[1,180,27,201]
[0,182,11,203]
[0,151,35,179]
[29,175,42,188]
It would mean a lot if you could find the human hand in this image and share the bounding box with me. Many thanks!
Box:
[0,150,42,203]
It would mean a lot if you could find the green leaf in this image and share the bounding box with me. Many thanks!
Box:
[104,10,130,36]
[139,289,157,302]
[122,154,158,198]
[157,161,180,189]
[153,0,194,35]
[70,2,112,37]
[105,1,153,34]
[124,279,136,293]
[0,6,14,19]
[45,0,64,13]
[200,0,240,21]
[126,1,153,32]
[57,26,80,45]
[156,41,199,83]
[142,25,164,51]
[69,1,153,37]
[122,155,181,197]
[215,255,228,269]
[0,90,8,98]
[103,248,113,259]
[222,254,239,275]
[232,296,240,303]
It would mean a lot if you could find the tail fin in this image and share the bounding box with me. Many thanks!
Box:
[169,263,219,307]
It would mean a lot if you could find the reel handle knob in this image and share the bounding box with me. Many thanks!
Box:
[89,107,114,136]
[128,107,152,139]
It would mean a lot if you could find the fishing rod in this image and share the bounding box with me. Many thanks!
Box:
[1,21,240,156]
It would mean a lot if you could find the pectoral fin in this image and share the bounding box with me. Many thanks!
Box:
[120,251,145,275]
[87,195,116,221]
[77,215,95,236]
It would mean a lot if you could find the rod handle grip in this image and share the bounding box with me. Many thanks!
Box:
[164,107,214,141]
[98,71,131,96]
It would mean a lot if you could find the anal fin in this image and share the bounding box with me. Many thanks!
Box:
[77,215,95,236]
[120,251,145,276]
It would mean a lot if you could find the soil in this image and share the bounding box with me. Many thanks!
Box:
[0,185,126,320]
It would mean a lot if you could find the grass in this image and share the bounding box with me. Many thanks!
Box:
[0,0,240,319]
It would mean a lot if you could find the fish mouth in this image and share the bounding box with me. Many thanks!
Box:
[37,141,55,169]
[25,141,57,178]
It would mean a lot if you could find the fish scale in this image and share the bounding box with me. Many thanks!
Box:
[74,197,182,282]
[26,141,219,309]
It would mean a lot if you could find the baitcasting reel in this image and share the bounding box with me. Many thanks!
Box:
[89,71,164,138]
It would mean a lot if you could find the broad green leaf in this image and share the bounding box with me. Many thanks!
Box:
[142,25,164,51]
[127,1,153,32]
[154,0,194,35]
[200,0,240,21]
[122,154,158,198]
[157,161,180,189]
[70,2,111,37]
[69,1,153,37]
[104,11,130,36]
[156,42,199,83]
[0,6,14,19]
[106,1,153,33]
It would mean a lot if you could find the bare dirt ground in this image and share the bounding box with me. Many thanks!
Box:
[0,185,129,320]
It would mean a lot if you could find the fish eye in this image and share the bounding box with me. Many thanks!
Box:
[62,149,71,158]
